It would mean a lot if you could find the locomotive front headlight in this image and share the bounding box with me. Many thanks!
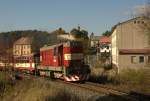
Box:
[67,55,71,60]
[64,54,71,60]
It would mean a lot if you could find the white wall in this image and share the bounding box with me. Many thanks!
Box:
[100,44,111,53]
[111,29,119,66]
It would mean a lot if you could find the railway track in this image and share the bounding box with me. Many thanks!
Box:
[16,73,148,101]
[56,80,139,101]
[85,82,140,101]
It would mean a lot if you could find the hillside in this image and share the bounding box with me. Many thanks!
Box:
[0,28,90,54]
[0,30,58,53]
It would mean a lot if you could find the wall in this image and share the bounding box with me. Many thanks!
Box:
[117,18,149,49]
[13,44,31,56]
[112,17,150,70]
[119,54,148,70]
[111,29,119,67]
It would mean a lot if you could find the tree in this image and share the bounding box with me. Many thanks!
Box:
[102,30,111,36]
[70,27,89,39]
[0,30,53,53]
[51,27,67,35]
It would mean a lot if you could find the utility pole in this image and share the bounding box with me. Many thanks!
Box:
[146,0,150,17]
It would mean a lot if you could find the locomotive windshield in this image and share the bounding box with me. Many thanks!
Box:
[70,41,82,47]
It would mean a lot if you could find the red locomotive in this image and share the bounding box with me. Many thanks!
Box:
[37,41,90,81]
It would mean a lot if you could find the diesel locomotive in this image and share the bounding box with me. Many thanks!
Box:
[38,41,90,81]
[13,41,90,82]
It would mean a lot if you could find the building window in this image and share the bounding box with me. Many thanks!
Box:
[24,45,26,49]
[131,56,136,63]
[148,56,150,63]
[27,51,30,54]
[106,46,109,49]
[141,21,144,24]
[139,56,144,63]
[137,21,140,24]
[134,21,136,24]
[23,51,26,54]
[27,45,30,49]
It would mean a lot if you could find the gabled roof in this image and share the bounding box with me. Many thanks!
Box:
[99,36,111,44]
[14,37,32,45]
[111,16,150,33]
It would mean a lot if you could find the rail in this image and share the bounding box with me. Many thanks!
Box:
[56,80,139,101]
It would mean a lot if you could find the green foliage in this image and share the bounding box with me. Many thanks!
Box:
[70,28,89,39]
[102,30,111,36]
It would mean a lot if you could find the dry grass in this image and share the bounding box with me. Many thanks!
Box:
[0,72,102,101]
[1,78,82,101]
[1,69,149,101]
[0,71,15,98]
[89,62,150,95]
[89,62,117,84]
[115,68,150,94]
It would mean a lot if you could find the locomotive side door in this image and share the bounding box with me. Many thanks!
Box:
[58,45,63,66]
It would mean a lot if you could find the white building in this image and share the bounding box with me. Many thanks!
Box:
[111,16,150,72]
[99,36,111,53]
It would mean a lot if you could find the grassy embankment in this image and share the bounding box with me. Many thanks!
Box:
[0,71,135,101]
[0,71,14,98]
[89,61,150,94]
[0,71,111,101]
[0,71,82,101]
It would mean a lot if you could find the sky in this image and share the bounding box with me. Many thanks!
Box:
[0,0,147,35]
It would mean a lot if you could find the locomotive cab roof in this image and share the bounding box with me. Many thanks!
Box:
[40,41,82,51]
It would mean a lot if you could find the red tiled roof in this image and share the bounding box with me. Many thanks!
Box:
[99,36,111,44]
[119,49,150,54]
